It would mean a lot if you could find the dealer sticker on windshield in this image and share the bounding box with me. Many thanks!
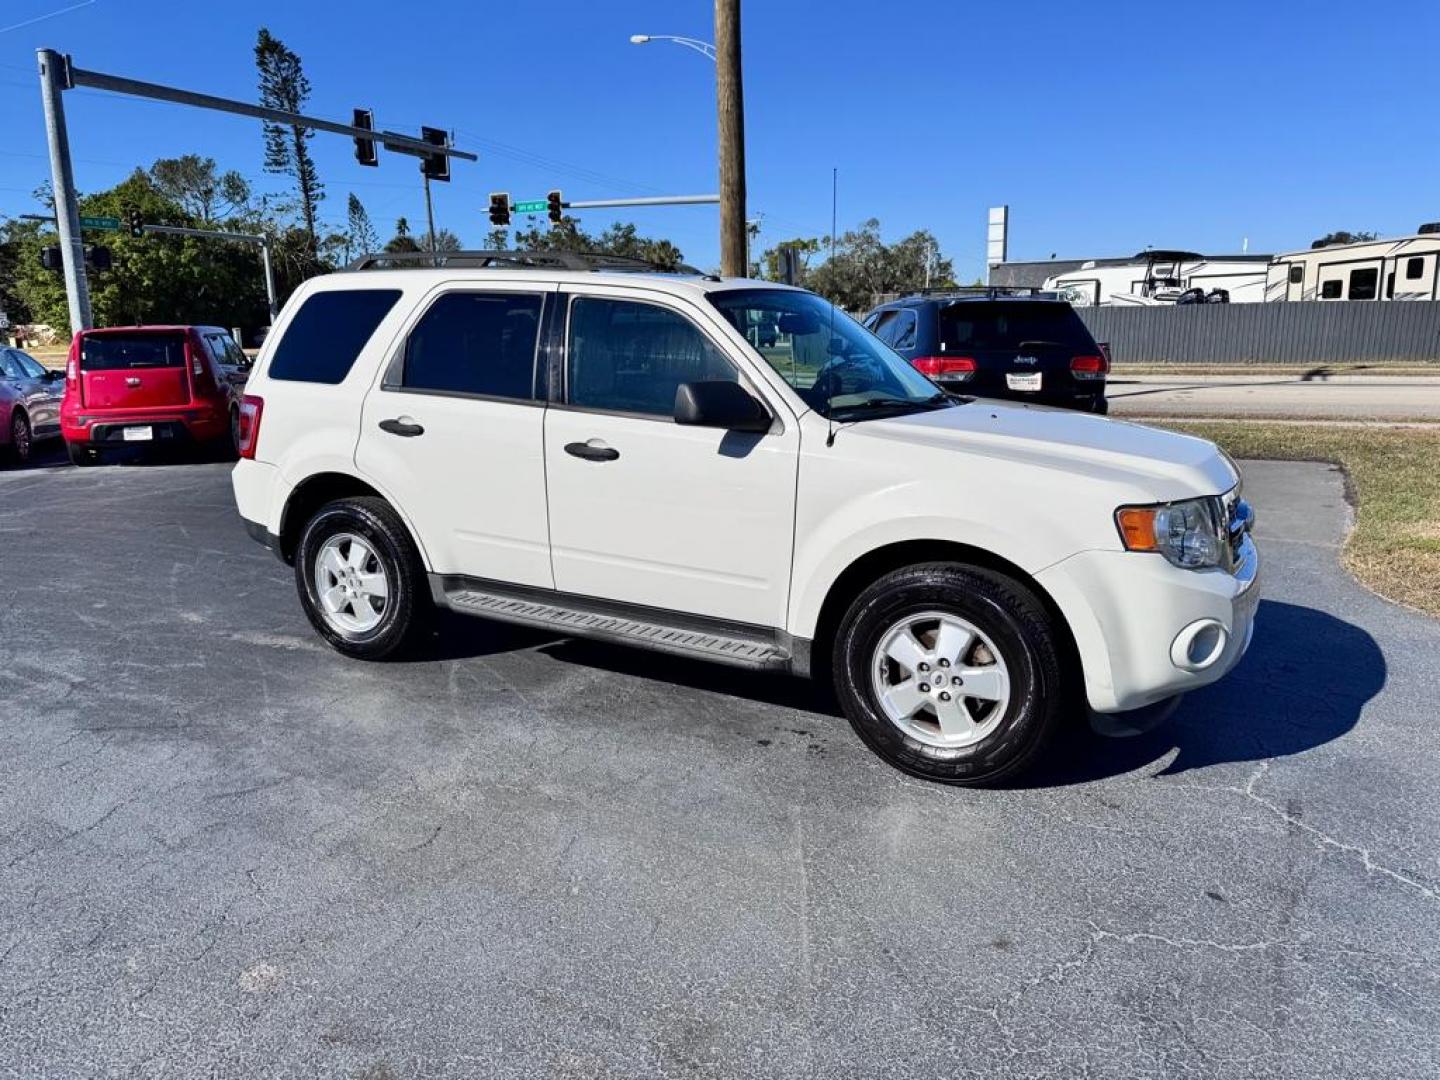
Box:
[1006,372,1043,392]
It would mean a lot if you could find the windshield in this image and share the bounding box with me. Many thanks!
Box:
[707,288,947,419]
[1,350,47,379]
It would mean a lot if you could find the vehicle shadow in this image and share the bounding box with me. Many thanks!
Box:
[1024,598,1386,786]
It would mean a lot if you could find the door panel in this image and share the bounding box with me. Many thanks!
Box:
[543,289,798,628]
[354,285,554,587]
[544,409,797,627]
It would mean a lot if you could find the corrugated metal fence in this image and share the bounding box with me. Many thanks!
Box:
[1074,302,1440,364]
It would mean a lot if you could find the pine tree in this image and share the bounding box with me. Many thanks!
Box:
[347,193,380,256]
[255,29,323,249]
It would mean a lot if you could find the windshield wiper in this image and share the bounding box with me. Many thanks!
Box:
[829,393,952,420]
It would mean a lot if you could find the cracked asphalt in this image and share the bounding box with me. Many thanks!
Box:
[1,453,1438,1079]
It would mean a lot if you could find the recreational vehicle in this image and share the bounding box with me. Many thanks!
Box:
[1044,251,1271,306]
[1265,227,1440,302]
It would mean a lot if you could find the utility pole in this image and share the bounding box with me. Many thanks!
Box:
[714,0,747,278]
[36,48,91,333]
[423,174,437,267]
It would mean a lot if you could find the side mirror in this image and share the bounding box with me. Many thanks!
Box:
[674,381,771,433]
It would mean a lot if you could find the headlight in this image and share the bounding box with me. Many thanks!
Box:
[1115,496,1226,570]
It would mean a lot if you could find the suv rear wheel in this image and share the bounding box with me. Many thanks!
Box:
[832,562,1064,785]
[295,496,429,659]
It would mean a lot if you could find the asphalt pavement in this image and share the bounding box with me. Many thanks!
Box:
[1107,373,1440,421]
[2,451,1438,1078]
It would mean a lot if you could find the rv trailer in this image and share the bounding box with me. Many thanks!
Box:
[1266,226,1440,301]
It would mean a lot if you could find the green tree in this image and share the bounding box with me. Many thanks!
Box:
[384,217,421,254]
[1311,230,1378,249]
[346,193,380,256]
[0,217,36,328]
[758,236,821,284]
[255,28,322,248]
[13,171,272,332]
[417,228,462,253]
[483,226,509,250]
[148,155,250,223]
[806,219,954,311]
[512,216,685,269]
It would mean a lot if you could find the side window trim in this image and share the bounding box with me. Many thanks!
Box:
[380,287,550,407]
[559,292,748,423]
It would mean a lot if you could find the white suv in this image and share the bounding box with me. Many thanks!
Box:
[231,253,1258,785]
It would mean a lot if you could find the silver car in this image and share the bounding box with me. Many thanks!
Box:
[0,348,64,465]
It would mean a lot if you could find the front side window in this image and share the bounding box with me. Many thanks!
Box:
[567,297,735,417]
[707,288,949,421]
[1,350,46,379]
[207,332,249,368]
[269,289,401,384]
[1348,267,1379,301]
[401,292,543,400]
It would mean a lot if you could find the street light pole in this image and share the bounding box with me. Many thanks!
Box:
[714,0,747,278]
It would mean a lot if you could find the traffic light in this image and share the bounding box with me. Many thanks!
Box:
[353,108,378,167]
[488,193,511,227]
[419,126,450,182]
[40,246,63,271]
[547,190,563,224]
[86,245,112,272]
[126,210,144,238]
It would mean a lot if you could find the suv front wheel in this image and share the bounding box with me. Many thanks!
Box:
[296,496,430,659]
[832,562,1064,786]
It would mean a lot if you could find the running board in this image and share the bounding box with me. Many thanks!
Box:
[431,576,799,673]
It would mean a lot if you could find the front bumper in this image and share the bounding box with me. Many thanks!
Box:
[1037,534,1260,713]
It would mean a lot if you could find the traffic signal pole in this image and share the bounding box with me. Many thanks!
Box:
[37,49,91,332]
[33,47,475,334]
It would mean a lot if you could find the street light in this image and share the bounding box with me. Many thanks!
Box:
[628,33,717,61]
[629,16,745,277]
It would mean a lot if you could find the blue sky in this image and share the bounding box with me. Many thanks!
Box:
[1,0,1436,279]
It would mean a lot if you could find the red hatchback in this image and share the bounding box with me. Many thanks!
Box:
[61,325,251,465]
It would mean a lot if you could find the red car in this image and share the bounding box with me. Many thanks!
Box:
[61,325,251,466]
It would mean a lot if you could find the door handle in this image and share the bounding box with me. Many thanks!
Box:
[564,440,619,462]
[379,417,424,437]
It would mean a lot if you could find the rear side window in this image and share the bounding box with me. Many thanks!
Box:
[400,292,543,400]
[268,289,401,384]
[79,333,185,370]
[939,303,1096,352]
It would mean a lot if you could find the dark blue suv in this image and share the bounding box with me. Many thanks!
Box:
[862,290,1109,413]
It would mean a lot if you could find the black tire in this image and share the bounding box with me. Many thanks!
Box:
[295,496,430,660]
[831,562,1065,786]
[66,441,100,467]
[9,411,31,465]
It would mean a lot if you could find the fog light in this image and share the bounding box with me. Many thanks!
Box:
[1171,619,1228,672]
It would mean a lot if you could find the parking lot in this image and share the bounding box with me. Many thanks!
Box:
[2,451,1438,1079]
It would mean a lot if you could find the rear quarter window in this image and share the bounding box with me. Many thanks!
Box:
[267,289,402,384]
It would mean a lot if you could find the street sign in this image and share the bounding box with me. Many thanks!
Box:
[513,200,548,214]
[79,215,121,231]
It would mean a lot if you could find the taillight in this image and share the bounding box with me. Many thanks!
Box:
[65,337,80,399]
[237,395,264,459]
[911,356,977,381]
[1070,354,1109,380]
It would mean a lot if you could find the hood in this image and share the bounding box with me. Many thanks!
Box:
[846,399,1236,502]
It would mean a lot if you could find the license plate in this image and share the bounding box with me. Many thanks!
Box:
[1006,372,1042,392]
[122,425,153,442]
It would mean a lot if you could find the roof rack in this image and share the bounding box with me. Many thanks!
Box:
[902,285,1059,301]
[345,249,705,275]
